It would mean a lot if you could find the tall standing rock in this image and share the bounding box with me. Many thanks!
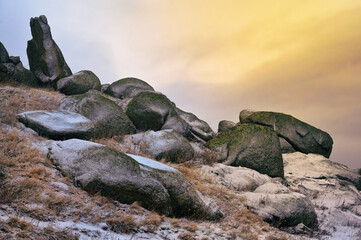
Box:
[27,15,72,85]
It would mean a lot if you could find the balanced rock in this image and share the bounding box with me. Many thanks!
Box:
[218,120,236,133]
[59,90,136,138]
[126,91,190,137]
[120,129,194,163]
[27,15,72,84]
[17,110,94,140]
[46,139,222,219]
[206,124,284,178]
[239,110,333,158]
[104,77,154,99]
[56,70,101,95]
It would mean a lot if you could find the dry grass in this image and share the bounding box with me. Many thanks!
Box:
[106,215,138,234]
[0,84,63,126]
[177,231,194,240]
[183,220,198,232]
[140,211,163,232]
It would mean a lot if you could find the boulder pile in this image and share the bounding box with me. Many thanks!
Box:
[4,15,359,238]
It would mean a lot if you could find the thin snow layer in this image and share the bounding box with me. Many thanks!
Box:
[17,110,93,132]
[284,152,361,239]
[126,153,179,173]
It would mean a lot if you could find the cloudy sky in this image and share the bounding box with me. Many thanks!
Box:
[0,0,360,168]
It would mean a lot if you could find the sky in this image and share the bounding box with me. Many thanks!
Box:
[0,0,360,168]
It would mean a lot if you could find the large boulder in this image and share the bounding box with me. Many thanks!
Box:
[125,91,190,137]
[206,124,284,178]
[27,15,72,84]
[217,120,236,133]
[17,110,94,140]
[56,70,101,95]
[241,189,318,228]
[175,108,215,142]
[0,42,9,63]
[239,110,333,158]
[119,129,194,163]
[59,90,136,138]
[46,139,222,219]
[104,77,154,99]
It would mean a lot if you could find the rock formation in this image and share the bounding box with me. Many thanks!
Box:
[27,15,72,84]
[239,110,333,158]
[206,124,284,178]
[56,70,101,95]
[0,42,38,86]
[46,139,222,219]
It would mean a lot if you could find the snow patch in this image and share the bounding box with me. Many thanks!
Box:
[126,154,178,173]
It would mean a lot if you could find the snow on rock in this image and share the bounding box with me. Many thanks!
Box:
[284,152,361,239]
[17,110,94,140]
[126,153,179,173]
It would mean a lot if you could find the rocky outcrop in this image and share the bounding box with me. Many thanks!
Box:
[284,152,361,238]
[104,77,154,99]
[217,120,236,133]
[17,110,94,140]
[239,110,333,158]
[203,164,318,228]
[125,91,190,137]
[59,90,136,138]
[46,139,222,220]
[206,124,284,178]
[100,84,110,93]
[56,70,101,95]
[119,129,194,163]
[0,42,38,86]
[27,15,72,84]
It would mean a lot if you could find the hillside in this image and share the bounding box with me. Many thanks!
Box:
[0,15,360,240]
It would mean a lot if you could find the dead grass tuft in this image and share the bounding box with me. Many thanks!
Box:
[106,215,138,234]
[178,231,194,240]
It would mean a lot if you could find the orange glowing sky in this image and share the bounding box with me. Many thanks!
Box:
[1,0,360,168]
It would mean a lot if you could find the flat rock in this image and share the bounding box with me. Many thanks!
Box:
[27,15,72,84]
[239,110,333,158]
[56,70,101,95]
[45,139,222,219]
[119,129,194,163]
[17,110,94,140]
[59,90,136,138]
[206,124,284,178]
